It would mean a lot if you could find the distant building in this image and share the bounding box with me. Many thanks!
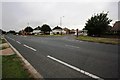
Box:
[74,30,87,36]
[63,27,70,34]
[33,30,41,35]
[111,21,120,34]
[70,29,76,34]
[32,26,41,35]
[20,30,27,35]
[52,26,66,35]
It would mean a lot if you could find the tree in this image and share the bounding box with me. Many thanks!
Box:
[41,24,51,34]
[84,12,112,36]
[24,26,33,32]
[2,30,6,34]
[7,30,16,35]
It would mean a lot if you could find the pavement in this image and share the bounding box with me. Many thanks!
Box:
[4,34,119,79]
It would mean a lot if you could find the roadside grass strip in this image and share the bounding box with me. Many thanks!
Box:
[0,38,6,44]
[47,55,103,80]
[76,36,120,45]
[23,44,37,51]
[2,54,30,78]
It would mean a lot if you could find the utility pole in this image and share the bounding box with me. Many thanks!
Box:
[27,22,30,35]
[60,16,64,27]
[60,16,64,35]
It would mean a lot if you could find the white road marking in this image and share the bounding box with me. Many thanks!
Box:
[65,45,79,48]
[11,39,15,41]
[47,55,103,80]
[23,44,37,51]
[16,41,21,44]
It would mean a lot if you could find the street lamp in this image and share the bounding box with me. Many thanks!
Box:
[60,16,64,35]
[60,16,64,27]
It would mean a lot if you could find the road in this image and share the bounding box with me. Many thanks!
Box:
[5,34,118,79]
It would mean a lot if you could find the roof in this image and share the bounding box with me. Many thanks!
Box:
[111,21,120,31]
[63,27,70,31]
[53,26,62,30]
[70,29,76,32]
[34,26,41,30]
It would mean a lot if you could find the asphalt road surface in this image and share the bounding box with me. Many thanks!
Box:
[5,34,119,79]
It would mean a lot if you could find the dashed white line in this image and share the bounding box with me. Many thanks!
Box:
[10,38,15,41]
[23,44,37,51]
[16,41,21,44]
[65,45,79,48]
[47,55,103,80]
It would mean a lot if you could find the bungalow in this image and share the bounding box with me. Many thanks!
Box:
[111,21,120,34]
[33,30,41,35]
[19,30,27,35]
[63,27,70,34]
[74,30,87,36]
[52,26,66,35]
[32,26,41,35]
[70,29,76,34]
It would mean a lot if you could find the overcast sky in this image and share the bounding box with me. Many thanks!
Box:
[0,0,119,31]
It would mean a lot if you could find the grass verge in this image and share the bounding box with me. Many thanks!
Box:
[0,38,6,44]
[76,36,120,45]
[2,54,31,79]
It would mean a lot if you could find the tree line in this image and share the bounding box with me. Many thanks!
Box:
[2,12,115,36]
[23,24,51,35]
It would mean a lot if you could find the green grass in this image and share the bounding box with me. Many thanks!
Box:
[76,36,120,45]
[0,38,6,44]
[2,54,30,78]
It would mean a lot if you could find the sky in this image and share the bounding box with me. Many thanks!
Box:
[0,0,119,32]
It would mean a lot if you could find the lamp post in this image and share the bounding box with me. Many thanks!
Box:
[60,16,64,35]
[27,22,30,35]
[60,16,64,27]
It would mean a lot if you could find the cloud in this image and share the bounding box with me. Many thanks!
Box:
[2,2,118,31]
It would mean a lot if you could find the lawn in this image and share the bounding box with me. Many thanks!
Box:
[2,54,31,79]
[76,36,120,45]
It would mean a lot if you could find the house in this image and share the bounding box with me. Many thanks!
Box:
[32,26,41,35]
[70,29,76,34]
[19,30,27,35]
[52,26,66,35]
[63,27,70,34]
[111,21,120,34]
[74,30,87,36]
[33,30,41,35]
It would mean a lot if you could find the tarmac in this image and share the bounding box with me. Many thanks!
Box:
[1,37,43,79]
